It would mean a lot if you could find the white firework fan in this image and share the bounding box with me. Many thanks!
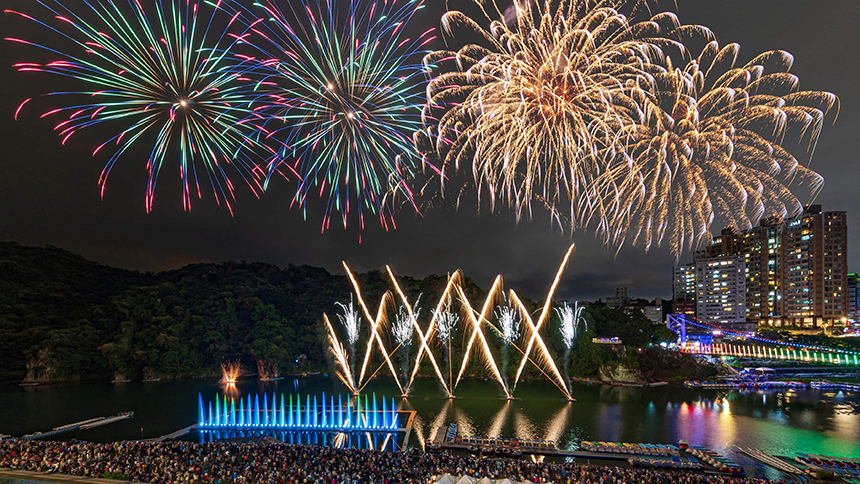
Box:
[495,305,521,345]
[393,296,421,347]
[436,309,459,342]
[556,302,586,349]
[335,295,361,346]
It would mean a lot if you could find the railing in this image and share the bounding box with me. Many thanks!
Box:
[680,343,860,365]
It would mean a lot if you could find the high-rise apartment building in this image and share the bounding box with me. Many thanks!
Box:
[693,205,848,327]
[695,256,747,325]
[672,263,696,316]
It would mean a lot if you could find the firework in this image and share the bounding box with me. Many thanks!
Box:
[494,299,521,392]
[511,243,574,398]
[219,361,241,384]
[420,1,835,257]
[556,300,585,395]
[324,314,357,393]
[604,41,835,255]
[392,298,418,387]
[436,309,458,342]
[6,0,272,212]
[406,271,462,397]
[556,302,585,349]
[455,276,511,398]
[342,263,404,395]
[420,0,694,228]
[327,244,578,399]
[218,0,439,232]
[393,303,418,347]
[335,295,361,346]
[496,303,521,345]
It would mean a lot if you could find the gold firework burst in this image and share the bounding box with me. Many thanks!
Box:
[419,0,836,257]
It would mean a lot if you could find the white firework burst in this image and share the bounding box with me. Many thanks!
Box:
[496,305,521,345]
[556,302,586,349]
[335,295,361,346]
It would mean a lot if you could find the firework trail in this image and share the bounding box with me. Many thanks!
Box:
[495,299,521,391]
[324,314,357,393]
[6,0,273,213]
[555,301,585,392]
[335,295,361,379]
[216,0,439,233]
[419,0,836,257]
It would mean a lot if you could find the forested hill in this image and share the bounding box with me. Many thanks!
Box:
[0,243,684,384]
[0,242,487,383]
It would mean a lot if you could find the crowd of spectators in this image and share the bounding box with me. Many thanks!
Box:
[0,439,788,484]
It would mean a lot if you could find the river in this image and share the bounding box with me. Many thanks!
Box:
[1,376,858,480]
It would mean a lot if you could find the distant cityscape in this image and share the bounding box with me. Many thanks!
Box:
[584,205,858,331]
[673,205,857,328]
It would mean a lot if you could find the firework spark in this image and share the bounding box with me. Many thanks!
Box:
[510,290,571,400]
[324,314,357,393]
[401,271,461,396]
[218,0,439,232]
[455,277,511,398]
[342,263,404,395]
[6,0,272,212]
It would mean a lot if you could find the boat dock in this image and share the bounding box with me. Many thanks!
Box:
[20,412,134,441]
[736,447,805,476]
[154,424,198,442]
[427,425,747,476]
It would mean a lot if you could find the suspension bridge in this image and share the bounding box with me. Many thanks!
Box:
[666,315,860,366]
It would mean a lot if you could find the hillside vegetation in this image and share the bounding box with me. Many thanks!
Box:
[0,242,688,384]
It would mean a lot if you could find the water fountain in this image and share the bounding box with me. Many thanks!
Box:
[198,392,400,431]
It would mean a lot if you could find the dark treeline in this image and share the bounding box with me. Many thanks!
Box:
[0,242,696,384]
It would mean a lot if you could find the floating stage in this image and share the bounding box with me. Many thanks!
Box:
[158,392,417,451]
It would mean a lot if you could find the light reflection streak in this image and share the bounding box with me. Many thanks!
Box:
[544,402,572,444]
[486,401,511,438]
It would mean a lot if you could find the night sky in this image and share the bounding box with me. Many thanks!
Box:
[1,0,857,302]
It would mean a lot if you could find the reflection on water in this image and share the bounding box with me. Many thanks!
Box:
[1,376,858,464]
